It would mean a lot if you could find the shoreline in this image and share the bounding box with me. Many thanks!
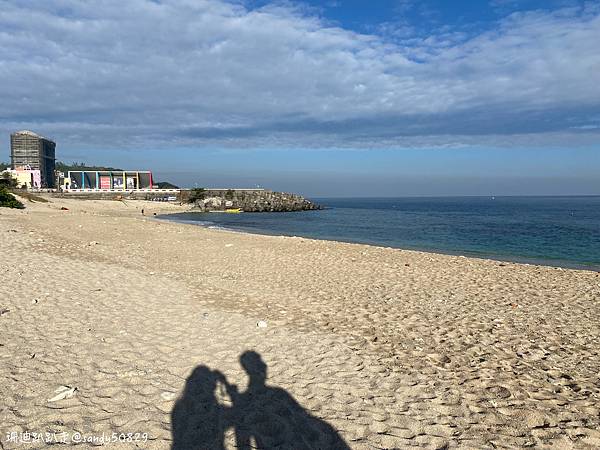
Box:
[2,195,600,449]
[157,212,600,273]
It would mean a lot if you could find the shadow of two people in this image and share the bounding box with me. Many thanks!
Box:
[171,350,350,450]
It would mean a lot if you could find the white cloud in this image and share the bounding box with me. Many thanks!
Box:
[0,0,599,151]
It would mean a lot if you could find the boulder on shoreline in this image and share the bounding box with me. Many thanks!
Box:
[185,189,321,212]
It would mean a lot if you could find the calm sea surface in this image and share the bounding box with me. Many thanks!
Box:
[161,196,600,270]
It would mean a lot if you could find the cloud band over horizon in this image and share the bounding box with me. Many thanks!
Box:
[1,0,600,151]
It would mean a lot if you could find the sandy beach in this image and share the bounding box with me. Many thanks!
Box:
[1,195,599,449]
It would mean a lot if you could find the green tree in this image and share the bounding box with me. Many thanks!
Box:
[0,172,17,188]
[188,187,206,203]
[0,187,24,209]
[55,161,123,172]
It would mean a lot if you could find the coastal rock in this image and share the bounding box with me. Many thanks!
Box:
[184,189,321,212]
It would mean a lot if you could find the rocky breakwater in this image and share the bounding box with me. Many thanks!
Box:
[184,189,322,212]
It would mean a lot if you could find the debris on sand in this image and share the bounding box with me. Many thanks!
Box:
[48,386,77,402]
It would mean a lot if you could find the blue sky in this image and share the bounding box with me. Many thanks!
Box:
[261,0,575,35]
[1,0,599,196]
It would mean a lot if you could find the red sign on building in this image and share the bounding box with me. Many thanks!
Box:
[100,176,111,189]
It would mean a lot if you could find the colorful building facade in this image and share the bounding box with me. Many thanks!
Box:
[63,171,154,191]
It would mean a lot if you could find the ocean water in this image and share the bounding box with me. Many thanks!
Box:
[160,196,600,270]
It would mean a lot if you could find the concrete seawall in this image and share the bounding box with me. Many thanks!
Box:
[48,189,321,212]
[48,190,181,201]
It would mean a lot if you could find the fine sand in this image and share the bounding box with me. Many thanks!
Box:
[1,195,599,449]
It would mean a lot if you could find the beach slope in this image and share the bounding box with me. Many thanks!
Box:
[1,196,599,449]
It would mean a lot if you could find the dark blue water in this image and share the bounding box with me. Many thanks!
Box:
[161,197,600,270]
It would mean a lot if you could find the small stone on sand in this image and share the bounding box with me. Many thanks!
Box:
[161,391,177,401]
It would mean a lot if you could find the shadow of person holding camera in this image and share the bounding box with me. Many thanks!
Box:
[171,350,350,450]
